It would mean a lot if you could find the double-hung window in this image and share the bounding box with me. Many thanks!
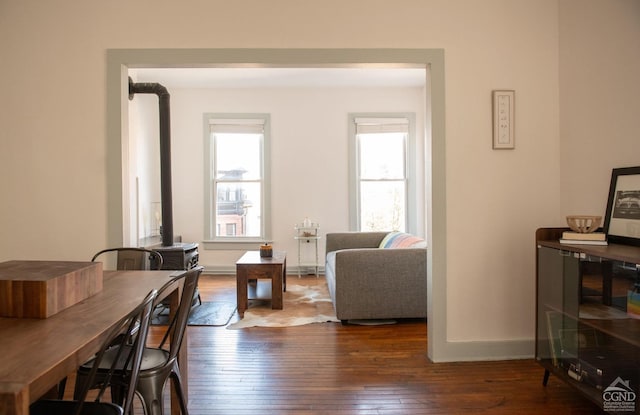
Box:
[349,114,416,233]
[204,114,270,246]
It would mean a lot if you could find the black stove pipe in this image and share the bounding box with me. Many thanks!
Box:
[128,77,174,247]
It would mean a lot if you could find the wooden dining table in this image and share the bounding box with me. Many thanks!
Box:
[0,268,188,415]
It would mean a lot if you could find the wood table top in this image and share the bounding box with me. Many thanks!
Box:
[236,250,286,265]
[0,268,184,415]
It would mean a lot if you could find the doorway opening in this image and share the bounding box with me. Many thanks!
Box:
[106,48,446,362]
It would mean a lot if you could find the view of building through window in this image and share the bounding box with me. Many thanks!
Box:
[212,132,263,238]
[358,131,407,232]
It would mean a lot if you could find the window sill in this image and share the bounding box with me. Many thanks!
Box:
[202,239,267,251]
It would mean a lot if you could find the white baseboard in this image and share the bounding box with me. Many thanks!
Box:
[429,338,535,362]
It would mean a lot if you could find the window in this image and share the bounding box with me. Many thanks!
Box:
[349,114,416,233]
[204,115,270,246]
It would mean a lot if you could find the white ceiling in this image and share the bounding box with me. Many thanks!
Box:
[129,67,426,89]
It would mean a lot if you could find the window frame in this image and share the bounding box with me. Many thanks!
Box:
[203,113,271,249]
[348,113,417,234]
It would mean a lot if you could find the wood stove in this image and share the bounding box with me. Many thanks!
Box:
[129,78,201,304]
[149,242,199,271]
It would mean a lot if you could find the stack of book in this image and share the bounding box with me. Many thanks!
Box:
[559,231,608,245]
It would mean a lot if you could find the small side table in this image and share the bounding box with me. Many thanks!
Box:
[294,223,320,277]
[236,250,287,318]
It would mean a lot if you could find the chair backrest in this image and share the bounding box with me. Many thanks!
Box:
[157,266,203,358]
[92,247,163,271]
[75,289,157,415]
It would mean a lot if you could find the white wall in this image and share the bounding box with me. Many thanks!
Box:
[559,0,640,217]
[131,86,425,271]
[128,94,162,243]
[2,0,636,361]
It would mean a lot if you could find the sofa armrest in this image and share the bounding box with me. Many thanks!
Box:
[325,232,388,253]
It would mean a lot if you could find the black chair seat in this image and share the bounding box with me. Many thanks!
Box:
[82,345,169,373]
[31,400,124,415]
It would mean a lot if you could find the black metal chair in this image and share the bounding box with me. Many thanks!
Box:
[92,246,192,320]
[74,266,204,415]
[55,248,164,400]
[31,289,158,415]
[92,247,201,309]
[91,247,164,271]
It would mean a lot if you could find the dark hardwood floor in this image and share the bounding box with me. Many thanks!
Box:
[163,274,602,414]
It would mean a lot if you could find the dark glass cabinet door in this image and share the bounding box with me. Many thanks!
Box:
[536,243,640,412]
[536,246,580,371]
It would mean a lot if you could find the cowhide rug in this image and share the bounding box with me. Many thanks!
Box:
[227,279,339,329]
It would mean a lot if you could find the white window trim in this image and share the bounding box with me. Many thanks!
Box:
[203,113,271,250]
[348,113,417,234]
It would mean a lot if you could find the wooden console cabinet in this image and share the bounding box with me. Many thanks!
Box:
[536,228,640,413]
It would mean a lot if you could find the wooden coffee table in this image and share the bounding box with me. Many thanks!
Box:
[236,251,286,317]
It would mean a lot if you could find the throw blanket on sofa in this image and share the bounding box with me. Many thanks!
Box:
[379,231,426,249]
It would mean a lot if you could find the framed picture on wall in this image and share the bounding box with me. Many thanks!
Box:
[604,166,640,246]
[492,90,515,149]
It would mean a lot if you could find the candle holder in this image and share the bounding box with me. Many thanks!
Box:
[260,243,273,258]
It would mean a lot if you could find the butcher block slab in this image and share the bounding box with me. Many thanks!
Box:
[0,260,103,318]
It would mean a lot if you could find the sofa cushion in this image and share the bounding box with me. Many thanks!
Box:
[379,231,426,249]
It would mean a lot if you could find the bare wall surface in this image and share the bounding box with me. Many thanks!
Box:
[559,0,640,217]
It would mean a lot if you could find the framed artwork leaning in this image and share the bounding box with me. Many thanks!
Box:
[604,166,640,246]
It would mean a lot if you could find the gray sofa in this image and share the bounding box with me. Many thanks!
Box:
[325,232,427,323]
